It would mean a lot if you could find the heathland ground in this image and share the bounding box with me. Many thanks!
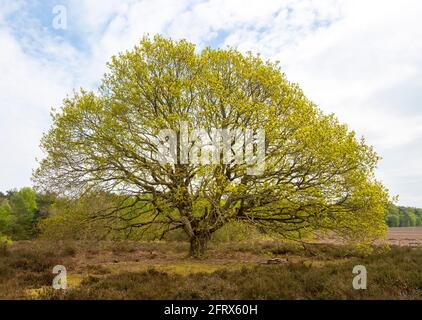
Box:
[1,227,422,300]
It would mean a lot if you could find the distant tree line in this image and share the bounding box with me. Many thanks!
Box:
[0,187,421,243]
[0,187,258,242]
[0,188,55,240]
[385,205,422,227]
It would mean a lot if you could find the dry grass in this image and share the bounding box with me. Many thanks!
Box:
[1,239,422,300]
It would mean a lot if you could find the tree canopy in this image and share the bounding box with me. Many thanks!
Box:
[33,35,390,256]
[385,205,422,227]
[0,187,39,240]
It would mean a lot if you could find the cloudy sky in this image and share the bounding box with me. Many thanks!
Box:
[0,0,421,206]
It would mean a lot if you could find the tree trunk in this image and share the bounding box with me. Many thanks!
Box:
[189,233,209,258]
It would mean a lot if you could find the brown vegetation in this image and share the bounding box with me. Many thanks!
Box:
[1,239,422,300]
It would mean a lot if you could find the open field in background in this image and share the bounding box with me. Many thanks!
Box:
[1,229,422,300]
[314,227,422,247]
[387,227,422,246]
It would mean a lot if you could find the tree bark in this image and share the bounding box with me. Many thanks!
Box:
[189,233,209,258]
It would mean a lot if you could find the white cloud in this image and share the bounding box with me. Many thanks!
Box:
[0,14,74,191]
[0,0,421,206]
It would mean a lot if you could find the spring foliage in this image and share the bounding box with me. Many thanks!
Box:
[34,35,390,255]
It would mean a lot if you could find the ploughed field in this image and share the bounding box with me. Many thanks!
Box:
[315,227,422,247]
[1,237,422,300]
[387,227,422,246]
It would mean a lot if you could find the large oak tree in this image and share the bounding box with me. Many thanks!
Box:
[34,35,389,257]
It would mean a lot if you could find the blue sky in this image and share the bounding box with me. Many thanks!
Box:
[1,0,422,206]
